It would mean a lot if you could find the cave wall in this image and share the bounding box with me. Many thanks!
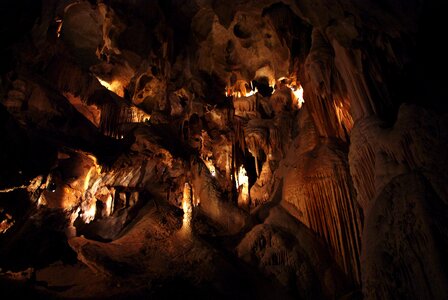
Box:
[0,0,447,298]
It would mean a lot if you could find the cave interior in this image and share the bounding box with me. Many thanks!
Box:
[0,0,447,299]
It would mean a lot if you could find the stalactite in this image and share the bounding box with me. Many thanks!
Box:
[99,102,149,139]
[294,165,363,282]
[233,116,247,153]
[331,42,376,120]
[191,160,247,234]
[99,103,129,138]
[333,97,353,134]
[303,29,353,142]
[254,154,259,177]
[348,117,379,215]
[268,125,281,154]
[231,134,236,196]
[244,121,269,158]
[236,165,249,208]
[282,108,363,283]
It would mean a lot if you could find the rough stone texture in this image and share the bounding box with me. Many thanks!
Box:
[348,104,448,298]
[281,107,363,283]
[238,206,351,299]
[303,28,352,141]
[362,172,448,299]
[66,201,295,299]
[0,0,446,298]
[350,104,448,216]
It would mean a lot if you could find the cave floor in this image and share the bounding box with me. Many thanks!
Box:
[0,201,294,299]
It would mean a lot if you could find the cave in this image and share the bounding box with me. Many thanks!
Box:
[0,0,447,299]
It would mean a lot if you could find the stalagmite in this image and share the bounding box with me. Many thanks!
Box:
[236,166,249,208]
[181,182,193,236]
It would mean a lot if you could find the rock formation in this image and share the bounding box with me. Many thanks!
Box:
[0,0,446,299]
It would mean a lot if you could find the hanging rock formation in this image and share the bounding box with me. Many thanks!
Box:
[281,107,363,282]
[0,0,447,299]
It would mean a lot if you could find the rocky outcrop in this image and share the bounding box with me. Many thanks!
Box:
[191,161,248,234]
[362,172,448,299]
[0,0,446,298]
[303,28,352,141]
[350,104,448,216]
[238,206,351,299]
[281,107,363,283]
[348,104,448,298]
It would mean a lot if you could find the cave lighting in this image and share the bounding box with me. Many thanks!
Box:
[80,155,102,223]
[291,84,305,108]
[95,76,124,97]
[181,182,193,235]
[0,213,14,234]
[203,157,217,177]
[334,100,353,132]
[105,196,113,216]
[130,107,151,123]
[225,80,258,98]
[0,185,27,193]
[225,86,257,98]
[245,87,258,97]
[235,165,249,207]
[269,78,276,94]
[225,78,305,107]
[276,77,305,108]
[55,18,63,38]
[81,202,97,224]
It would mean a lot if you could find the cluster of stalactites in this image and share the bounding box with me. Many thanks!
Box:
[225,80,257,98]
[284,161,363,283]
[226,77,304,108]
[304,28,353,141]
[228,77,302,154]
[99,103,150,139]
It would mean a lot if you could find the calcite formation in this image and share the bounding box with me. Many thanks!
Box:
[0,0,446,299]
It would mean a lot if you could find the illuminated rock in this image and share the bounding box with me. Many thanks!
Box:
[282,107,363,283]
[0,0,445,298]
